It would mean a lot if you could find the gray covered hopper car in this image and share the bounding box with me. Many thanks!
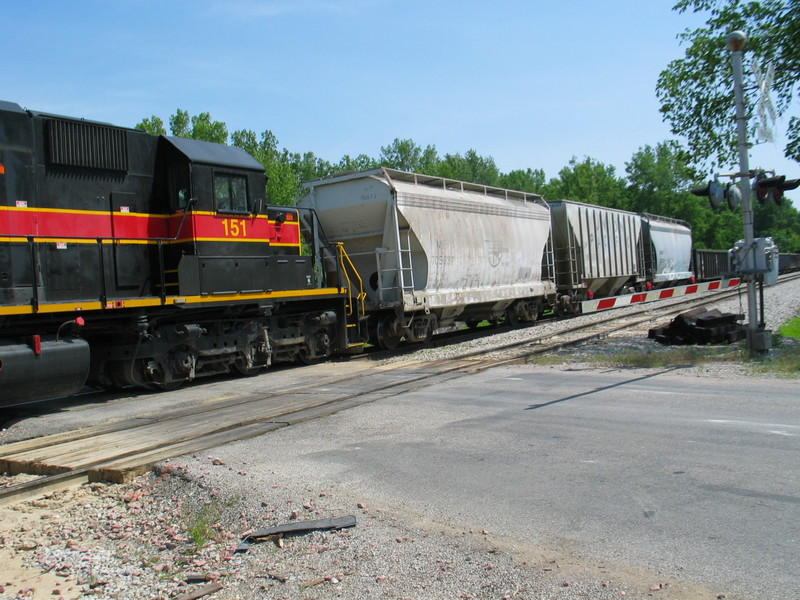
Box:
[298,168,556,349]
[548,202,696,314]
[641,214,693,287]
[548,200,644,312]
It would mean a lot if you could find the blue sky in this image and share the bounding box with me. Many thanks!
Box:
[5,0,797,182]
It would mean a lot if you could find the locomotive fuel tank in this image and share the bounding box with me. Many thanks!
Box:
[0,336,90,404]
[299,169,555,346]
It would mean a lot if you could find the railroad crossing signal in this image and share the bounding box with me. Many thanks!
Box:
[691,173,799,209]
[753,58,777,143]
[690,178,741,210]
[752,173,800,205]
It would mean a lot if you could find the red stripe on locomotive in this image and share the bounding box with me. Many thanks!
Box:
[1,207,299,245]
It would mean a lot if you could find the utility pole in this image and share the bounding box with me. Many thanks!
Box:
[727,30,770,356]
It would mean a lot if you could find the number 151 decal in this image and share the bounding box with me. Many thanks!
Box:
[221,218,248,237]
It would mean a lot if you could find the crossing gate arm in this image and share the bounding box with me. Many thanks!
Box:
[581,278,742,313]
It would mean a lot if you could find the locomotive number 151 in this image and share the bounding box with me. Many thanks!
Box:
[221,218,248,237]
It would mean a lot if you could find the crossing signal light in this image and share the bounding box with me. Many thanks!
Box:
[753,174,800,205]
[691,179,726,210]
[725,182,742,209]
[691,178,740,210]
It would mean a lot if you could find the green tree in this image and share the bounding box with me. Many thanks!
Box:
[379,138,440,173]
[498,168,547,194]
[231,129,299,206]
[167,109,228,143]
[657,0,800,168]
[436,150,501,186]
[545,157,630,209]
[625,141,743,247]
[337,154,379,173]
[289,151,335,183]
[754,198,800,252]
[135,115,166,135]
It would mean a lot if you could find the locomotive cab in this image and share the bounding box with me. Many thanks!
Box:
[155,137,314,296]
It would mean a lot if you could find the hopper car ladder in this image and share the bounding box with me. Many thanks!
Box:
[376,228,415,304]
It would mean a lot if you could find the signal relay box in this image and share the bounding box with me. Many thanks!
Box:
[728,237,779,284]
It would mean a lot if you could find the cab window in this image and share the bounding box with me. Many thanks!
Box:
[214,173,248,213]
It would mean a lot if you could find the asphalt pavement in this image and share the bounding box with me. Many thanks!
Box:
[207,364,800,600]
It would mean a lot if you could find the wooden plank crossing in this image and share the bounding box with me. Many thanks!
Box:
[0,391,344,478]
[0,357,484,483]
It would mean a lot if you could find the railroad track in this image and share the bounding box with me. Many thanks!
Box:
[1,275,795,506]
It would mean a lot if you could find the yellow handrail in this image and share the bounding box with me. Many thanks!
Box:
[336,242,366,317]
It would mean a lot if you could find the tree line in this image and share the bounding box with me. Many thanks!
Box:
[135,110,800,253]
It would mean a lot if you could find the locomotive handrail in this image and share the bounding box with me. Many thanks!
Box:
[336,242,366,318]
[20,198,198,312]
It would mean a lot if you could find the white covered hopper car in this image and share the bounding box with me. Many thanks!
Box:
[299,168,556,348]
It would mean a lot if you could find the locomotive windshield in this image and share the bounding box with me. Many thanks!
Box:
[214,172,248,213]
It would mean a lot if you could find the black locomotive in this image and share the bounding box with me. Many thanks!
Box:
[0,101,365,405]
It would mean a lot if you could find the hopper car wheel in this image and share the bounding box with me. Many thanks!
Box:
[419,322,434,345]
[376,316,402,350]
[555,304,574,319]
[505,307,521,328]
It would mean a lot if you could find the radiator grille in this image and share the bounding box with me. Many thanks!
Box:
[46,119,128,171]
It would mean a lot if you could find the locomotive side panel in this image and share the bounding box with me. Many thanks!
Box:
[155,136,315,297]
[0,101,361,404]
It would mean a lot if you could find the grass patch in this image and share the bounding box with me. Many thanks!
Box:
[587,346,741,368]
[749,333,800,376]
[184,501,222,550]
[779,317,800,339]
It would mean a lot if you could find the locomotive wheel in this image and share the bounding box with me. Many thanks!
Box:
[376,316,402,350]
[152,379,183,391]
[148,359,185,391]
[232,361,263,377]
[296,349,322,365]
